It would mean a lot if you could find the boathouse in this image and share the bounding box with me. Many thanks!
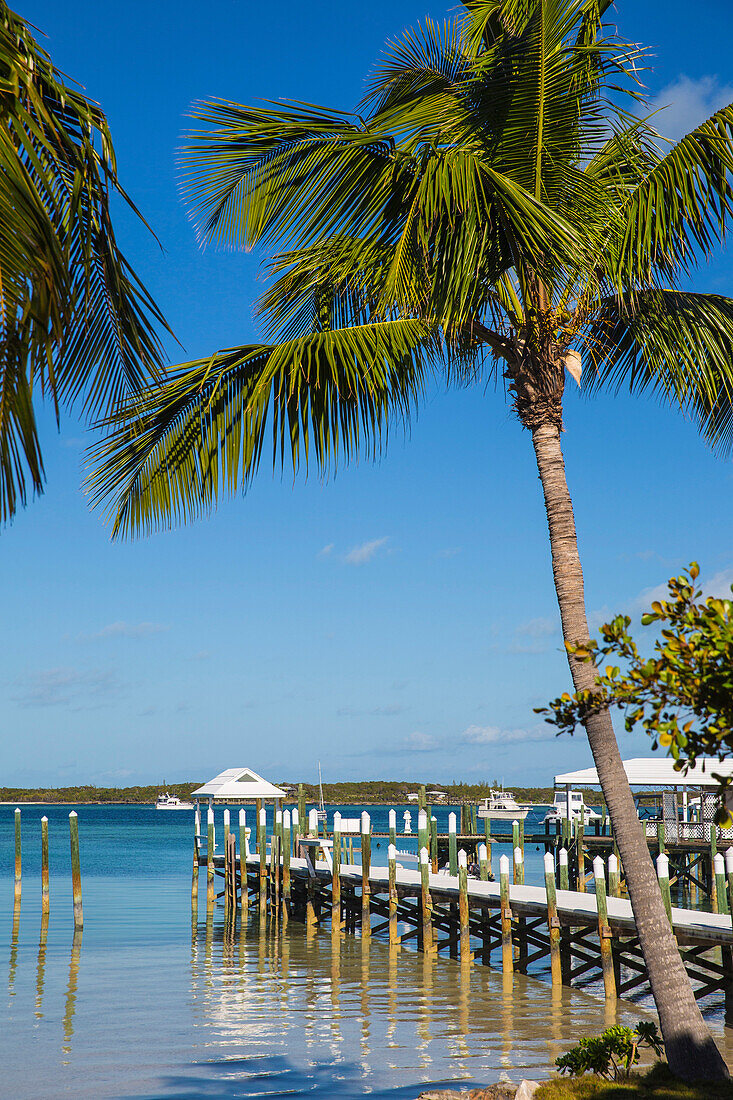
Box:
[192,767,286,804]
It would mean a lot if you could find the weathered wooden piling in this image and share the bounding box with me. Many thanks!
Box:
[223,808,230,851]
[258,807,267,916]
[448,813,458,875]
[388,809,396,849]
[479,842,490,881]
[419,846,433,952]
[239,809,248,908]
[14,808,21,906]
[192,806,200,906]
[41,816,50,916]
[594,856,616,1002]
[657,853,672,924]
[608,852,620,898]
[726,849,733,916]
[544,852,561,987]
[69,811,83,930]
[513,845,524,885]
[715,854,728,916]
[226,831,237,911]
[559,846,569,891]
[430,815,438,872]
[361,812,371,938]
[308,807,318,839]
[282,809,291,922]
[298,784,306,831]
[512,819,520,861]
[711,825,719,913]
[576,819,585,892]
[332,811,342,934]
[207,805,215,909]
[418,809,428,856]
[291,807,299,853]
[657,820,666,855]
[500,854,513,974]
[483,815,492,876]
[388,843,400,947]
[458,849,471,962]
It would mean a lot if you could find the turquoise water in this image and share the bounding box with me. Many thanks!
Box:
[2,804,730,1099]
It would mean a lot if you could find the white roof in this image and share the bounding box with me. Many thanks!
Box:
[193,768,286,800]
[555,757,733,789]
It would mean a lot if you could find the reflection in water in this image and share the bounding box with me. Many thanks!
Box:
[8,901,20,996]
[62,930,82,1059]
[35,914,49,1018]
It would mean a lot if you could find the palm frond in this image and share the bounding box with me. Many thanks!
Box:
[583,290,733,453]
[89,319,437,537]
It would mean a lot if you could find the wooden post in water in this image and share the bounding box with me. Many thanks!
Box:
[207,805,215,910]
[608,853,620,898]
[420,846,433,953]
[725,849,733,1028]
[332,811,342,934]
[715,854,728,916]
[14,808,21,907]
[273,809,283,908]
[227,831,238,911]
[594,856,616,1003]
[483,814,493,877]
[223,808,230,851]
[479,842,490,881]
[388,843,401,947]
[458,850,471,962]
[576,819,585,893]
[657,853,673,924]
[513,845,524,885]
[239,809,248,909]
[258,807,267,918]
[388,809,397,850]
[544,852,561,988]
[291,808,299,855]
[559,847,569,891]
[657,819,666,856]
[500,854,513,975]
[69,812,83,930]
[361,812,371,938]
[448,813,458,875]
[430,816,438,873]
[282,809,291,923]
[711,824,719,913]
[727,849,733,917]
[192,806,200,908]
[308,807,318,839]
[298,785,306,832]
[41,816,50,916]
[512,819,520,863]
[418,809,428,857]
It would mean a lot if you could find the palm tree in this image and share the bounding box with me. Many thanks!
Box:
[0,1,167,523]
[89,0,733,1077]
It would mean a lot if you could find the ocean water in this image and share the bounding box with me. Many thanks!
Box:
[1,803,730,1099]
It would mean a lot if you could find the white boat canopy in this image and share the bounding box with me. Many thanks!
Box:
[554,757,733,789]
[193,768,286,801]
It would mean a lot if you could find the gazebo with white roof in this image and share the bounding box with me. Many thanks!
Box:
[554,757,733,825]
[193,768,286,805]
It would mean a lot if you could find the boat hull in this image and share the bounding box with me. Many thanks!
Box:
[477,808,529,821]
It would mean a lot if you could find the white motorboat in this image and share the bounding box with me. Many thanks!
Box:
[544,790,602,826]
[477,790,530,821]
[155,791,194,811]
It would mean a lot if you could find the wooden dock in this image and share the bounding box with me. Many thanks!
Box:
[196,819,733,1021]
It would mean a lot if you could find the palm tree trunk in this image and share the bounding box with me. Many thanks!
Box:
[530,419,728,1081]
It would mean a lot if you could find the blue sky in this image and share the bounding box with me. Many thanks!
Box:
[2,0,733,788]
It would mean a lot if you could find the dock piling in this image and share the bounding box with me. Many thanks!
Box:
[282,809,291,922]
[361,812,371,938]
[458,850,471,962]
[207,805,215,910]
[544,852,561,987]
[513,845,524,885]
[430,815,438,872]
[388,809,396,850]
[258,807,267,917]
[594,856,616,1003]
[478,842,489,882]
[418,809,428,858]
[657,853,672,924]
[420,846,433,952]
[332,811,342,934]
[192,806,200,907]
[41,816,50,915]
[608,853,620,898]
[711,825,719,913]
[715,854,728,916]
[448,813,458,875]
[559,847,569,891]
[726,849,733,919]
[223,808,230,851]
[500,854,513,975]
[14,808,21,907]
[239,809,248,908]
[483,815,493,877]
[308,807,318,838]
[576,819,585,892]
[388,843,400,947]
[69,811,83,930]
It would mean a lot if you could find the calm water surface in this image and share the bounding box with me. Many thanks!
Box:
[2,804,730,1099]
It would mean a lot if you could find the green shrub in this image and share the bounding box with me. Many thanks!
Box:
[556,1022,664,1081]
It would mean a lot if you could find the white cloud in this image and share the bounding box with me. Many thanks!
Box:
[648,75,733,142]
[401,731,438,752]
[81,621,169,641]
[516,616,557,639]
[345,536,389,565]
[633,565,733,615]
[318,543,334,557]
[460,724,555,746]
[12,667,121,708]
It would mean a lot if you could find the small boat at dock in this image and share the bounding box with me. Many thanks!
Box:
[477,790,530,821]
[543,789,601,826]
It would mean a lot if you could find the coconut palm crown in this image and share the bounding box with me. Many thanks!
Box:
[0,0,167,523]
[90,0,733,1079]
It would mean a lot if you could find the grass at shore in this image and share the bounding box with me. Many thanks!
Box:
[536,1063,733,1099]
